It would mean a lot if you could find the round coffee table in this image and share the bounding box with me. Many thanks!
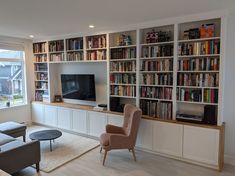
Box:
[29,130,62,151]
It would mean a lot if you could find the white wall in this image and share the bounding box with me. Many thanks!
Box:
[49,62,107,106]
[223,8,235,165]
[0,36,33,124]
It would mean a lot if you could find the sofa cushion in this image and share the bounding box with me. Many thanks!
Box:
[0,121,26,134]
[0,133,16,146]
[0,140,25,152]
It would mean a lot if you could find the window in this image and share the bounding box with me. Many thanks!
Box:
[0,48,26,108]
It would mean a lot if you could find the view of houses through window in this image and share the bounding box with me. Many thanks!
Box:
[0,49,25,108]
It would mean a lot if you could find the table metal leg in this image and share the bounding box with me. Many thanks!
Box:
[50,140,52,152]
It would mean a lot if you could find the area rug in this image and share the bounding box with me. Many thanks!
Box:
[27,126,99,173]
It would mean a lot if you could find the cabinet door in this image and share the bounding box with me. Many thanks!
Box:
[153,121,183,157]
[183,125,219,165]
[107,114,123,127]
[44,105,57,127]
[57,108,72,130]
[32,103,44,124]
[72,109,87,134]
[88,111,107,137]
[136,119,153,150]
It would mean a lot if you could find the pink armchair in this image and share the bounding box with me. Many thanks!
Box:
[100,104,142,165]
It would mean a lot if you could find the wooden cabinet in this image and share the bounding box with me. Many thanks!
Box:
[107,114,123,127]
[57,107,72,130]
[88,111,107,137]
[183,125,220,165]
[72,109,88,134]
[32,103,44,124]
[44,105,57,127]
[153,121,183,157]
[136,119,153,150]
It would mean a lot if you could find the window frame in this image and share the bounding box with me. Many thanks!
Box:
[0,51,27,108]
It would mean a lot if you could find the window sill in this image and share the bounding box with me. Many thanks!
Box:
[0,103,28,111]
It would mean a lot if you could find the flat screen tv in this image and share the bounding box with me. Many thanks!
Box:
[61,74,96,101]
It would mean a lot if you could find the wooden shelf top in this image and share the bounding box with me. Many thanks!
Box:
[32,101,223,130]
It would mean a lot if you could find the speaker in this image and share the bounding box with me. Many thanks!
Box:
[110,97,120,112]
[203,105,217,125]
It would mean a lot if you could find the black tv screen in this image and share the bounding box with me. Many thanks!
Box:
[61,74,96,101]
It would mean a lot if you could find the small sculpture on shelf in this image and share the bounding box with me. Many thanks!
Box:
[117,34,132,46]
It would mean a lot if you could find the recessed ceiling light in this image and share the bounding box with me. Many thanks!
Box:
[29,35,34,38]
[89,25,95,29]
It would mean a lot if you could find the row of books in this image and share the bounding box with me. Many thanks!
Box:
[66,38,83,50]
[178,40,220,56]
[110,74,136,84]
[34,64,47,72]
[140,73,173,86]
[140,100,172,120]
[87,51,106,60]
[35,90,49,101]
[87,35,106,49]
[35,82,48,90]
[142,45,173,58]
[110,48,136,59]
[35,73,48,81]
[49,53,65,62]
[110,61,136,72]
[34,55,47,62]
[141,59,173,71]
[178,57,219,71]
[67,52,83,61]
[49,40,64,52]
[110,85,136,97]
[140,87,172,100]
[177,73,219,87]
[177,88,202,102]
[33,43,47,53]
[204,89,218,103]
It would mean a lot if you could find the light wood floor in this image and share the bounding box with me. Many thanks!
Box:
[13,146,235,176]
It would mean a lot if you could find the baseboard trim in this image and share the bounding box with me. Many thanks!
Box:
[224,155,235,166]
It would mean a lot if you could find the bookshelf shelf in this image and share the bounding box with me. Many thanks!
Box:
[177,70,219,73]
[110,58,136,62]
[140,84,173,87]
[140,97,172,102]
[34,52,47,55]
[86,48,106,51]
[140,41,174,46]
[176,101,218,106]
[110,45,136,49]
[140,56,174,60]
[178,37,220,43]
[140,71,173,73]
[110,95,136,99]
[66,49,83,52]
[178,54,220,58]
[35,80,48,82]
[176,86,219,89]
[110,83,136,86]
[49,51,64,54]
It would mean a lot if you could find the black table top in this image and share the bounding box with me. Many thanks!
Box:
[29,130,62,141]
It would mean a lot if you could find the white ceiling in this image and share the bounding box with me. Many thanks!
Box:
[0,0,234,40]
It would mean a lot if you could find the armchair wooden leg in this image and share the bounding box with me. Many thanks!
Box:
[23,135,26,142]
[103,150,108,166]
[100,147,102,153]
[36,163,40,172]
[131,148,137,161]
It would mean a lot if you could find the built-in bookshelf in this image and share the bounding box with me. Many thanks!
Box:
[86,34,107,61]
[48,40,65,62]
[33,42,49,101]
[139,25,174,120]
[32,17,224,126]
[109,30,137,110]
[66,37,84,61]
[176,18,221,123]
